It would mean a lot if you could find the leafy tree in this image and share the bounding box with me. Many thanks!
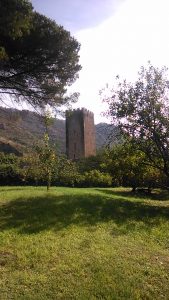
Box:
[57,156,80,187]
[101,143,144,189]
[36,134,56,190]
[0,152,20,184]
[0,0,81,108]
[77,153,106,173]
[23,110,57,190]
[83,169,112,187]
[104,63,169,179]
[95,142,164,191]
[22,133,57,190]
[21,110,58,189]
[21,152,42,185]
[0,0,33,40]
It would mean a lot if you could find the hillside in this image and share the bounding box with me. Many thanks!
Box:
[0,107,116,155]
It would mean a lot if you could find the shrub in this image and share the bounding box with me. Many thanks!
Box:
[82,170,112,187]
[57,157,80,187]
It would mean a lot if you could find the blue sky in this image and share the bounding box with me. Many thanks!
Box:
[30,0,169,123]
[32,0,122,32]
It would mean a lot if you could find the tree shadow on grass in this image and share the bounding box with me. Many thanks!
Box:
[0,192,169,234]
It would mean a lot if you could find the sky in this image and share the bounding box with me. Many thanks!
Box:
[27,1,169,123]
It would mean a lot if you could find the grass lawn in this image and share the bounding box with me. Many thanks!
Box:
[0,186,169,299]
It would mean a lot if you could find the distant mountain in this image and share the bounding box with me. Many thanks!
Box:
[95,122,119,148]
[0,107,117,155]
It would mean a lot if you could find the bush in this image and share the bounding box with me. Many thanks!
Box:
[57,157,80,187]
[0,153,22,185]
[82,170,112,187]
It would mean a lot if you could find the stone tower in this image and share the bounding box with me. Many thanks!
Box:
[66,108,96,160]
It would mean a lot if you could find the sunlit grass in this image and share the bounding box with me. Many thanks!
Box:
[0,186,169,299]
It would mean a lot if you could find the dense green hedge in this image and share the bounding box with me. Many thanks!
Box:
[0,150,168,189]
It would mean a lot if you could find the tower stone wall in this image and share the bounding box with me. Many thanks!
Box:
[66,108,96,159]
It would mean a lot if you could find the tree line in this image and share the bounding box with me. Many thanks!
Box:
[0,140,167,191]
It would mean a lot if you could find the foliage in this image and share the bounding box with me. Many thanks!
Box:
[75,142,166,190]
[20,153,113,188]
[103,63,169,179]
[82,169,112,187]
[104,142,165,190]
[0,152,20,184]
[21,153,42,184]
[0,142,166,189]
[57,156,81,187]
[77,153,106,173]
[0,0,81,108]
[0,0,33,41]
[22,134,57,190]
[77,142,165,190]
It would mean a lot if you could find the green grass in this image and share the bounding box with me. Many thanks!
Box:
[0,186,169,299]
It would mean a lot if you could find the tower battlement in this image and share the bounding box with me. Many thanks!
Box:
[66,108,96,159]
[67,108,94,116]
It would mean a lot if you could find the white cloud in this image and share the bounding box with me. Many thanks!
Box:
[71,0,169,123]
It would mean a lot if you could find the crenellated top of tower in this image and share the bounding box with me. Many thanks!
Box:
[66,108,94,118]
[81,108,94,117]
